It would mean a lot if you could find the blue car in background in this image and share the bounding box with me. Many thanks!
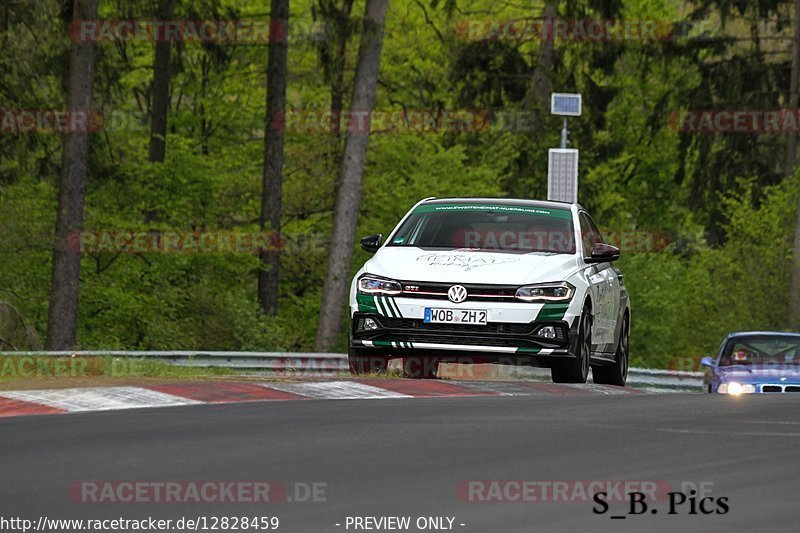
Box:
[702,332,800,394]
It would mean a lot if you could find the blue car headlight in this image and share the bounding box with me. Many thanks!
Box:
[718,382,756,395]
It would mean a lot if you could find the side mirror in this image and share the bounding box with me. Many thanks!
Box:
[700,356,714,368]
[586,243,620,263]
[360,234,382,254]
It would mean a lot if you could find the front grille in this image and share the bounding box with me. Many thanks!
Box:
[402,334,517,347]
[376,317,567,342]
[399,281,519,302]
[378,317,536,335]
[355,315,569,349]
[761,384,800,393]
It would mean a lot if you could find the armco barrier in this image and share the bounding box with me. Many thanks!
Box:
[0,351,704,390]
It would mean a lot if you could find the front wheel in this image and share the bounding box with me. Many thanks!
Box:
[551,306,591,383]
[592,314,629,386]
[348,347,389,375]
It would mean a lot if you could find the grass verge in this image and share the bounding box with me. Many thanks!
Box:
[0,355,236,390]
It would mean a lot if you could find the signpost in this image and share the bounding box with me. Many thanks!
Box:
[548,93,581,203]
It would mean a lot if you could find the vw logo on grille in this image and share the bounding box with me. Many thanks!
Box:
[448,285,468,303]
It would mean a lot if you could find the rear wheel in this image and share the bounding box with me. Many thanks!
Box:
[348,346,389,375]
[592,314,629,386]
[403,355,439,379]
[551,306,591,383]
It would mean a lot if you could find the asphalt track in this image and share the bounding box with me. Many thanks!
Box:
[1,390,798,533]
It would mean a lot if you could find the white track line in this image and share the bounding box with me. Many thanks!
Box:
[261,381,411,400]
[442,381,519,396]
[565,383,632,395]
[1,386,201,412]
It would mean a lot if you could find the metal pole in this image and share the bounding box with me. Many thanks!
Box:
[560,117,568,148]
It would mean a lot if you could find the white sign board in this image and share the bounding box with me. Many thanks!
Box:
[548,149,579,203]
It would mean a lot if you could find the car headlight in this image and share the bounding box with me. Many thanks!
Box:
[718,382,756,395]
[515,282,575,302]
[358,275,402,295]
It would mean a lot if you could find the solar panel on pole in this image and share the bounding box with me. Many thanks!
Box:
[551,93,582,116]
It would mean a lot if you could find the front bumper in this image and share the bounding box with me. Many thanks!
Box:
[351,312,578,362]
[714,382,800,393]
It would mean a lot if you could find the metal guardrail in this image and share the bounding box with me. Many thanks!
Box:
[624,367,705,391]
[0,351,705,390]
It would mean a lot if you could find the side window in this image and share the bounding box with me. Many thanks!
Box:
[579,212,603,256]
[585,214,604,244]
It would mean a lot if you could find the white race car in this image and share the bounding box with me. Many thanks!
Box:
[348,198,630,384]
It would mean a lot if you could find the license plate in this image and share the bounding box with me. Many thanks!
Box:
[424,308,487,325]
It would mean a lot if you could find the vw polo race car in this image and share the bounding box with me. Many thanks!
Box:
[348,198,630,384]
[702,331,800,394]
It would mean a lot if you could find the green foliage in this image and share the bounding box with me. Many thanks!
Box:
[0,0,798,366]
[622,172,799,368]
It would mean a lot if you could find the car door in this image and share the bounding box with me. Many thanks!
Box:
[579,212,620,354]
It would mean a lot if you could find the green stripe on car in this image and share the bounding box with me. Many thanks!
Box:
[357,293,378,313]
[384,297,394,317]
[388,297,402,318]
[516,347,542,354]
[376,296,393,317]
[381,297,394,317]
[536,302,570,321]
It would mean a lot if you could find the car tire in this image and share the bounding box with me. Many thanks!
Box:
[551,306,591,384]
[348,346,389,375]
[592,314,629,386]
[403,355,439,379]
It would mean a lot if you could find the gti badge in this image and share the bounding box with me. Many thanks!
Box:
[448,285,468,303]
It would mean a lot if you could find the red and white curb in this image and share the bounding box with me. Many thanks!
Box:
[0,379,642,420]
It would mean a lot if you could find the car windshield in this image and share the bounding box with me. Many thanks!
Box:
[387,203,576,254]
[718,336,800,366]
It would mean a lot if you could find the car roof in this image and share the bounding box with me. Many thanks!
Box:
[725,331,800,339]
[421,197,583,211]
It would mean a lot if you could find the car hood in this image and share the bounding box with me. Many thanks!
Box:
[365,247,581,285]
[718,366,800,384]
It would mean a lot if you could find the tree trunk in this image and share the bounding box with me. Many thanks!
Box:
[148,0,174,163]
[258,0,290,316]
[45,0,98,350]
[316,0,388,351]
[523,1,557,112]
[789,0,800,329]
[329,0,355,160]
